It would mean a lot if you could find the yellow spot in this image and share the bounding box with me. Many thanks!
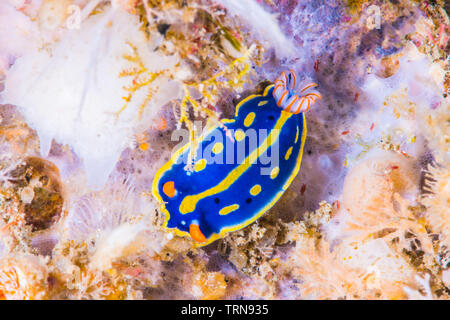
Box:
[194,158,207,172]
[139,143,149,151]
[295,126,299,143]
[250,184,261,196]
[189,224,206,243]
[258,100,268,106]
[219,204,240,215]
[222,119,235,124]
[179,113,291,214]
[162,181,176,198]
[244,112,256,127]
[212,142,224,154]
[270,167,280,179]
[285,147,293,160]
[234,129,245,141]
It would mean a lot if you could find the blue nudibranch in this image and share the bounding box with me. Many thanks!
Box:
[153,70,321,246]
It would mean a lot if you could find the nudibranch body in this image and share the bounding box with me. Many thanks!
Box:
[153,71,320,246]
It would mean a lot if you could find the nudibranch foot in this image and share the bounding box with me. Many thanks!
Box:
[152,70,321,246]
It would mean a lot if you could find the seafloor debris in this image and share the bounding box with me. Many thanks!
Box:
[0,0,449,300]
